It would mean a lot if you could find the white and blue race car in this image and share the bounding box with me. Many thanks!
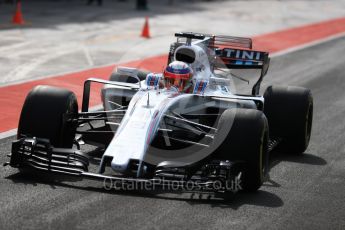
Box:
[5,32,313,192]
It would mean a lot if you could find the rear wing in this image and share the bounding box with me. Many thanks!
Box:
[174,32,269,71]
[208,35,270,95]
[214,47,270,96]
[209,34,253,49]
[173,32,271,95]
[215,48,269,69]
[175,32,253,49]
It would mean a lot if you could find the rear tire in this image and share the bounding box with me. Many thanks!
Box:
[109,69,149,83]
[264,85,313,154]
[215,108,269,192]
[104,69,149,109]
[18,85,78,148]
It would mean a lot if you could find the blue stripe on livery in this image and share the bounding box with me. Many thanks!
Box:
[154,76,159,86]
[166,65,190,74]
[193,80,208,94]
[146,73,161,88]
[229,60,262,66]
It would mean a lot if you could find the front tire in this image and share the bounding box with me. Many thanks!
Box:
[18,85,78,148]
[215,108,269,192]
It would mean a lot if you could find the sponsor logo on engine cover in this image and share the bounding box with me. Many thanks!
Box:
[223,49,263,61]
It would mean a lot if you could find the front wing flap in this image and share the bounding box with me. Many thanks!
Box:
[5,137,243,193]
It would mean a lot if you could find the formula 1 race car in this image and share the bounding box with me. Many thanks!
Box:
[5,32,313,193]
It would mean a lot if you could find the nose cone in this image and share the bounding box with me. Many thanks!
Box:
[111,157,130,173]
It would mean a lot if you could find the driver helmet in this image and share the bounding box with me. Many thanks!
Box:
[163,61,193,92]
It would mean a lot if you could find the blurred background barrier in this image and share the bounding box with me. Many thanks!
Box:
[136,0,147,10]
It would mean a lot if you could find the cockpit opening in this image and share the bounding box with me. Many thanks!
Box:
[175,48,196,64]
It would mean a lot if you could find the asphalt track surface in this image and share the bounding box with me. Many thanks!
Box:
[1,36,345,230]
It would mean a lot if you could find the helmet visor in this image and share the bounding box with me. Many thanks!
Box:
[164,70,191,91]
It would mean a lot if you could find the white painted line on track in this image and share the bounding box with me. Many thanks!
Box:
[83,46,95,67]
[2,45,80,83]
[0,41,34,53]
[0,61,115,88]
[0,129,17,140]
